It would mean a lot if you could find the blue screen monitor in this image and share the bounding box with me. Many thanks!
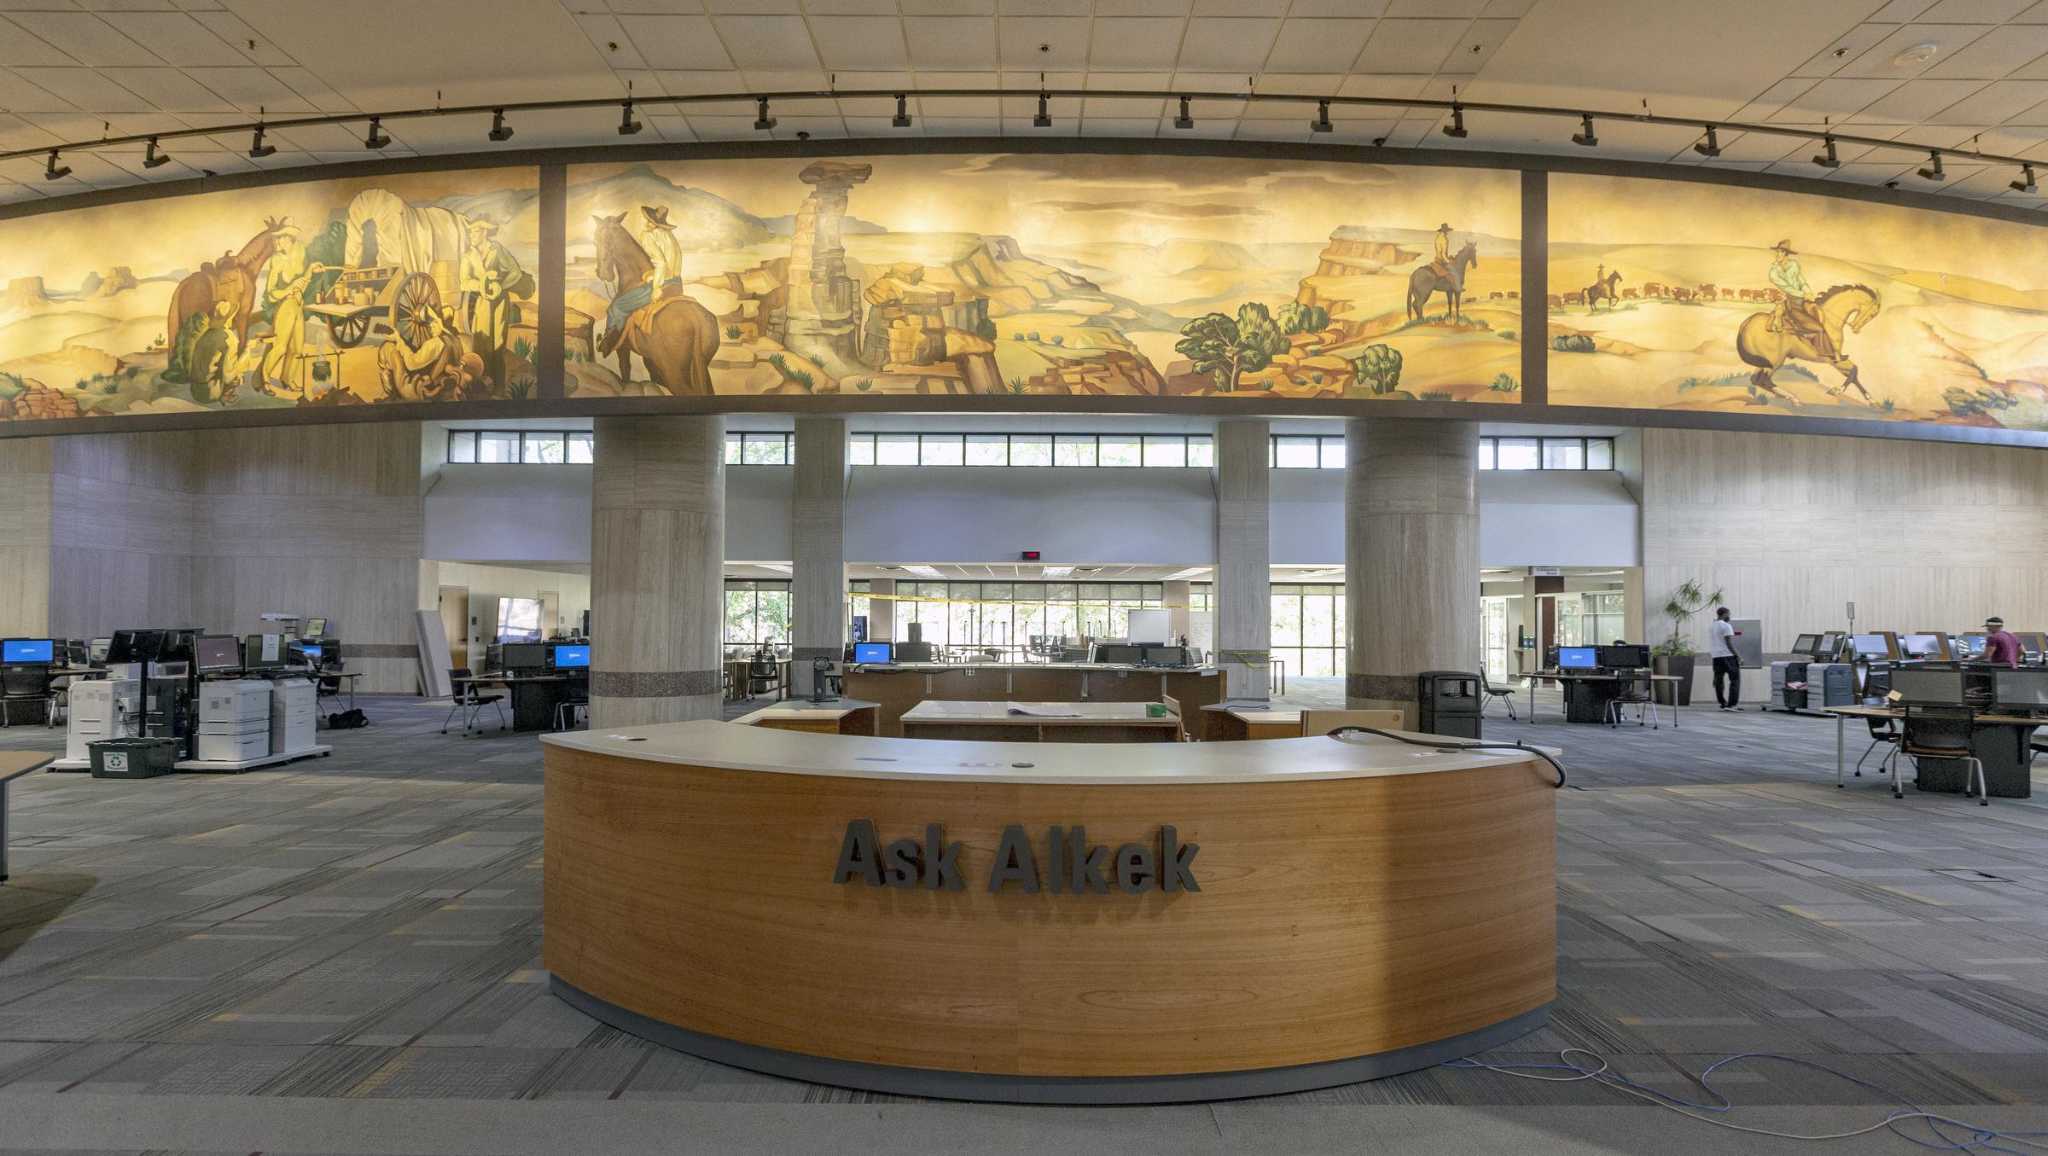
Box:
[552,644,591,669]
[2,639,53,664]
[853,642,893,665]
[299,643,322,661]
[1558,646,1598,670]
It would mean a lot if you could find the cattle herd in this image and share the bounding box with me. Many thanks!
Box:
[1547,282,1788,308]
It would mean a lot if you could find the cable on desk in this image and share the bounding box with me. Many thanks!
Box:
[1328,725,1567,789]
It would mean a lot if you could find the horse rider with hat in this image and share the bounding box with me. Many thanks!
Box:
[1432,222,1454,276]
[1767,239,1832,358]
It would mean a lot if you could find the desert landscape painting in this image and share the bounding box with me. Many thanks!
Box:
[0,168,539,421]
[1549,173,2048,429]
[563,155,1523,401]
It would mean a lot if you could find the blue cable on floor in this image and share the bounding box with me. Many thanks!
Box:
[1440,1049,2048,1152]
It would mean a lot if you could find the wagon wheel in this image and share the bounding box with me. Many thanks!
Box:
[390,272,441,348]
[328,310,371,348]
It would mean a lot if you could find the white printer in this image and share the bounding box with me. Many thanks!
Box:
[270,678,318,756]
[66,677,141,762]
[194,678,271,764]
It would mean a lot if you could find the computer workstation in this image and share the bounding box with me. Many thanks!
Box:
[1827,662,2044,800]
[1523,643,1678,726]
[453,641,593,733]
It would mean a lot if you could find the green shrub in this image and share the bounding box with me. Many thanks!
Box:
[1551,333,1595,353]
[1489,373,1519,393]
[1420,390,1453,402]
[725,325,742,340]
[1350,344,1403,395]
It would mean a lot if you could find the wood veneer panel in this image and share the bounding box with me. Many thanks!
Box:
[544,747,1555,1077]
[840,670,925,736]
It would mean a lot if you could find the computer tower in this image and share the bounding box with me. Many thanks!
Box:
[1812,663,1857,708]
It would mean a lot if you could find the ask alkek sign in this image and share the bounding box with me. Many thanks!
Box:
[831,821,1201,895]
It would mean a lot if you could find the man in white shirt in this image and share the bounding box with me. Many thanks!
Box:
[1709,607,1741,710]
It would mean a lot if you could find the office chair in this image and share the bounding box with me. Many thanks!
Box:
[1479,671,1518,720]
[1301,708,1404,736]
[553,688,589,732]
[0,666,50,728]
[1850,716,1898,780]
[442,667,507,735]
[1604,669,1660,729]
[1890,704,1988,805]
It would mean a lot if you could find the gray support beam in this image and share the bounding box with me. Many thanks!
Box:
[791,417,847,695]
[1214,419,1271,701]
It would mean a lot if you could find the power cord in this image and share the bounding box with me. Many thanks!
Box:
[1441,1048,2048,1152]
[1328,725,1567,788]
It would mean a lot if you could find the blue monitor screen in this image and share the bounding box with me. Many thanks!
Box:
[853,642,893,664]
[3,639,53,664]
[1558,646,1598,670]
[299,643,322,661]
[552,645,591,669]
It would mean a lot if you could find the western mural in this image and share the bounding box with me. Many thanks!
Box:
[0,168,539,421]
[564,155,1523,401]
[1549,173,2048,430]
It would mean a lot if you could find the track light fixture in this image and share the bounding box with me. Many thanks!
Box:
[893,93,912,129]
[1442,101,1467,139]
[1693,125,1720,158]
[44,148,69,180]
[142,135,169,168]
[753,97,776,132]
[1311,99,1333,134]
[1812,134,1840,169]
[1571,113,1598,147]
[1918,149,1944,181]
[488,108,513,142]
[363,117,389,150]
[2014,163,2037,193]
[248,122,275,159]
[1033,91,1051,128]
[618,98,641,136]
[1174,95,1193,130]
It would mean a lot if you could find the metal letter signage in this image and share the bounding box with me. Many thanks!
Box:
[831,821,1200,895]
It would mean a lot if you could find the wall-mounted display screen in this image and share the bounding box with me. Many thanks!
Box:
[564,155,1523,403]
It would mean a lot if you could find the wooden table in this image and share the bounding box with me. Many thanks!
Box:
[733,698,879,736]
[1826,703,2040,798]
[1521,671,1684,726]
[899,700,1181,743]
[1,751,55,883]
[1199,703,1301,741]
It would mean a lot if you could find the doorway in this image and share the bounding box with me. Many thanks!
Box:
[438,585,469,671]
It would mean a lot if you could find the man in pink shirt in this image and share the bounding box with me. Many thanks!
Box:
[1980,616,2021,668]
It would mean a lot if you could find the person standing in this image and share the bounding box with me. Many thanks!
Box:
[1981,616,2021,669]
[1709,606,1742,710]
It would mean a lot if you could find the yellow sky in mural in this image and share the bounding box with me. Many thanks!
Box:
[1550,172,2042,289]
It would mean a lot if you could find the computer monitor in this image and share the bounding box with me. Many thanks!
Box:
[107,629,163,664]
[1956,632,1987,659]
[1596,644,1650,670]
[1557,646,1598,670]
[550,644,591,670]
[1791,633,1820,657]
[1898,633,1942,660]
[243,633,286,670]
[89,637,110,664]
[1,639,54,665]
[1090,643,1145,665]
[297,642,323,663]
[1140,645,1189,667]
[304,617,328,637]
[852,641,893,665]
[501,642,548,671]
[1993,668,2048,710]
[1891,667,1966,706]
[194,635,242,674]
[1850,633,1890,660]
[1816,632,1844,658]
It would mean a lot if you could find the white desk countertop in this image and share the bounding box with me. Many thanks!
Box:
[542,720,1553,786]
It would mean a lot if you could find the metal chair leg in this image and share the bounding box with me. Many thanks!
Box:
[1967,756,1988,806]
[442,700,462,733]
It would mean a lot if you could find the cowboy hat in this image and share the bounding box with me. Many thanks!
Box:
[642,205,676,230]
[1771,239,1795,254]
[1436,222,1452,232]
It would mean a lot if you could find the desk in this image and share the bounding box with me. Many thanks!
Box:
[455,673,587,733]
[734,699,879,736]
[1,751,54,883]
[540,722,1556,1102]
[1827,704,2038,798]
[843,664,1225,739]
[900,700,1181,743]
[1199,704,1301,742]
[315,670,364,711]
[727,658,792,701]
[1521,672,1683,726]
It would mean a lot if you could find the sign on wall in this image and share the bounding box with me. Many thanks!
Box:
[0,167,540,421]
[1547,172,2048,432]
[565,154,1523,403]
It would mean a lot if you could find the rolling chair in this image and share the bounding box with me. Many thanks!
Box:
[1300,708,1405,736]
[0,666,50,727]
[553,686,590,732]
[1846,716,1899,782]
[442,667,507,735]
[1479,671,1518,720]
[1890,704,1988,805]
[1604,669,1660,729]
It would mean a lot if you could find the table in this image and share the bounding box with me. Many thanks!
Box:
[1826,704,2039,798]
[842,664,1225,738]
[315,670,365,711]
[538,720,1557,1102]
[899,700,1182,743]
[1,751,55,883]
[453,673,587,733]
[733,698,879,736]
[1521,672,1683,726]
[1199,703,1302,742]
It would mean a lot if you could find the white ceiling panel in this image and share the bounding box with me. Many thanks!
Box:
[11,66,156,112]
[5,12,157,66]
[713,14,823,70]
[110,11,247,66]
[996,15,1090,67]
[1263,18,1373,74]
[617,14,733,70]
[1176,17,1281,72]
[811,16,910,70]
[905,17,998,69]
[1354,18,1466,75]
[0,70,73,111]
[1087,18,1184,71]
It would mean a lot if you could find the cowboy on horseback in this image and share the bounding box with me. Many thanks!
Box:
[1766,240,1832,359]
[1430,222,1454,277]
[600,205,685,357]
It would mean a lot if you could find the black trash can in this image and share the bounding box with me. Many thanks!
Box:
[1417,671,1483,739]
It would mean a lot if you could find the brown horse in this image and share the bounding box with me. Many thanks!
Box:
[165,216,288,376]
[1406,241,1478,323]
[592,213,719,393]
[1584,270,1623,310]
[1734,283,1881,404]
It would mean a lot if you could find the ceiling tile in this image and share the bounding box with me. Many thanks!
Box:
[1088,18,1185,71]
[1927,24,2048,78]
[1480,0,1539,14]
[1285,0,1390,13]
[905,17,997,68]
[1927,77,2048,121]
[1076,116,1159,137]
[0,23,75,67]
[683,115,764,140]
[269,66,356,113]
[1354,18,1467,74]
[1254,73,1343,95]
[1094,0,1193,12]
[1850,77,1988,120]
[709,0,801,10]
[1438,16,1518,75]
[180,66,312,113]
[0,69,72,111]
[12,66,155,112]
[1766,76,1901,121]
[1838,24,1995,79]
[997,15,1090,68]
[1709,129,1812,163]
[5,12,156,66]
[998,0,1091,14]
[1388,0,1486,13]
[1868,0,1939,18]
[1177,17,1281,72]
[575,14,649,71]
[1263,18,1373,73]
[1082,94,1164,117]
[186,11,292,66]
[810,15,909,70]
[713,14,821,70]
[656,69,747,95]
[804,0,900,11]
[108,12,245,66]
[1733,77,1819,120]
[1916,0,2033,18]
[901,0,992,11]
[2020,0,2048,18]
[1793,23,1897,78]
[617,14,734,70]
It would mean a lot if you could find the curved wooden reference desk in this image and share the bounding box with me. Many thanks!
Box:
[541,722,1557,1103]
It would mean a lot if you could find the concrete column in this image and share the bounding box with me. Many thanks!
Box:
[792,417,847,696]
[1346,418,1480,726]
[866,576,895,641]
[1214,419,1271,700]
[590,415,724,727]
[1164,579,1192,643]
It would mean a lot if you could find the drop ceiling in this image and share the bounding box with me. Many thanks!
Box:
[6,0,2048,210]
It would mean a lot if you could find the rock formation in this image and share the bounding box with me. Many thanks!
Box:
[2,276,49,314]
[783,161,871,375]
[82,267,139,298]
[0,381,84,420]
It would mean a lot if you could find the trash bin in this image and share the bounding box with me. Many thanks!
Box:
[1416,670,1483,739]
[89,737,178,779]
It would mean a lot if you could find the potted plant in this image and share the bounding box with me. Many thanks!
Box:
[1652,579,1722,706]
